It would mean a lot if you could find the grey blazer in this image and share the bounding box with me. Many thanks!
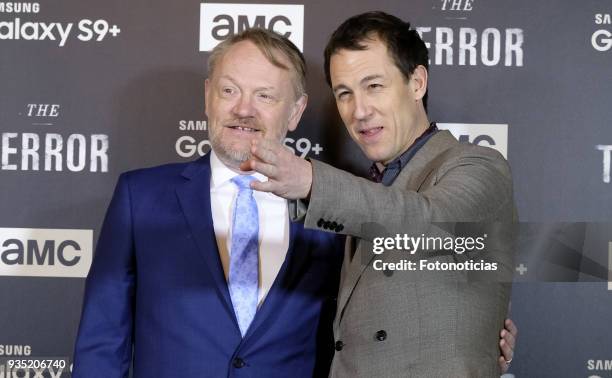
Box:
[303,130,516,378]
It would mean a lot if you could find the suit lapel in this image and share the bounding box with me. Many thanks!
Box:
[335,131,459,323]
[395,130,458,191]
[336,234,379,323]
[175,154,236,320]
[335,236,362,324]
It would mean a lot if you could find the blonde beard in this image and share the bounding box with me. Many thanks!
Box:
[208,123,288,169]
[209,136,251,170]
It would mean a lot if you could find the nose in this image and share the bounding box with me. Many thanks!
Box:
[232,93,256,118]
[352,92,373,121]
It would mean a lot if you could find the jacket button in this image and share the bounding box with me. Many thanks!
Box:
[233,357,246,368]
[335,340,344,351]
[375,330,387,341]
[336,224,344,232]
[317,218,325,228]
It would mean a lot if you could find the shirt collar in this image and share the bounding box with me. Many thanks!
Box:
[369,122,438,186]
[210,149,268,189]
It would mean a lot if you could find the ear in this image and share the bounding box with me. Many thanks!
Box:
[287,94,308,132]
[410,65,428,101]
[204,79,211,117]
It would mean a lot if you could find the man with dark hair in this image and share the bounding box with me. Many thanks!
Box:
[323,11,430,110]
[246,11,518,377]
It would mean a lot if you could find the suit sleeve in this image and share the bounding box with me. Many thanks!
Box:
[72,173,136,378]
[304,148,514,237]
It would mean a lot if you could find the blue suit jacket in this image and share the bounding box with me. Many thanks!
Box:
[72,154,342,378]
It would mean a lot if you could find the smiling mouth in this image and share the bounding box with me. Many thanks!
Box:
[359,127,383,136]
[227,126,261,133]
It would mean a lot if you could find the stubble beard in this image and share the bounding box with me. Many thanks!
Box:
[208,119,288,170]
[209,130,252,170]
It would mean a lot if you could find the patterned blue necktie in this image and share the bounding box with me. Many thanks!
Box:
[229,175,259,337]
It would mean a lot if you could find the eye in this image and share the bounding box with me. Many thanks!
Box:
[221,87,235,96]
[336,91,350,100]
[368,83,383,90]
[256,92,276,103]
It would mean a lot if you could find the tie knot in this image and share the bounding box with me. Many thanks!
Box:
[231,175,257,190]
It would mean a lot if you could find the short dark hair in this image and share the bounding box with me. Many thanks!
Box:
[324,11,429,109]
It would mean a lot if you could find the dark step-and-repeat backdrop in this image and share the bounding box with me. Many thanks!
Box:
[1,1,611,377]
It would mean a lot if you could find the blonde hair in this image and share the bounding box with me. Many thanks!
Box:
[207,28,306,98]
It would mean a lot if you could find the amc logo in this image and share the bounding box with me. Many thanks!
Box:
[438,123,509,158]
[199,3,304,51]
[0,228,92,277]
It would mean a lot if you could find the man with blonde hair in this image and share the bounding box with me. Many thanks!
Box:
[73,28,342,378]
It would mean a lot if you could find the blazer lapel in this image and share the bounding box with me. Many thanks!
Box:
[395,130,458,191]
[336,234,379,324]
[335,236,361,324]
[336,131,459,323]
[175,154,236,320]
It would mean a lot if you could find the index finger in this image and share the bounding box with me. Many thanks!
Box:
[251,139,279,165]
